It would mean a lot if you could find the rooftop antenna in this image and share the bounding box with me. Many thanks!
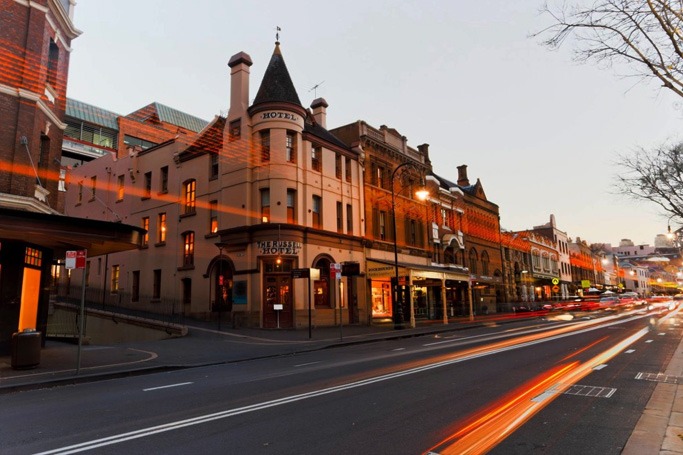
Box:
[275,26,281,43]
[309,81,325,98]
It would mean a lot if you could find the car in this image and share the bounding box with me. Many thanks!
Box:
[618,292,643,306]
[598,296,621,309]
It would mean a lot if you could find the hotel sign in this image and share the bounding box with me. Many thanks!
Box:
[257,240,302,255]
[260,111,299,122]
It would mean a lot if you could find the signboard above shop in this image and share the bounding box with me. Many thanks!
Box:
[257,241,302,256]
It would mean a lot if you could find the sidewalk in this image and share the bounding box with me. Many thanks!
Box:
[1,312,682,453]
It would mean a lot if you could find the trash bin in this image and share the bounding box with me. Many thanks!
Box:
[11,329,41,370]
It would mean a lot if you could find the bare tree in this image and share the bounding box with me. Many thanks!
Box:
[537,1,683,226]
[614,142,683,223]
[536,0,683,99]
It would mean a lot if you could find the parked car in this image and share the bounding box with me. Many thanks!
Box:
[598,296,621,309]
[619,292,644,306]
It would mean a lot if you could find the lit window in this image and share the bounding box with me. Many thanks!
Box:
[117,175,125,201]
[183,231,195,266]
[184,179,196,214]
[157,212,167,244]
[142,217,149,247]
[261,189,270,223]
[209,200,218,234]
[111,265,120,292]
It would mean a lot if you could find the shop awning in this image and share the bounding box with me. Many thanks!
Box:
[366,259,470,282]
[0,207,144,257]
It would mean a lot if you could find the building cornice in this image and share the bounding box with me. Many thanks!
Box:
[0,84,67,129]
[14,0,82,41]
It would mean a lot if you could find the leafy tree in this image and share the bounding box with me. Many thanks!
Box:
[536,1,683,224]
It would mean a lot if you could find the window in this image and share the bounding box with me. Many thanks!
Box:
[335,153,342,179]
[312,195,322,228]
[47,40,59,87]
[311,146,321,171]
[407,218,417,246]
[160,166,168,193]
[345,157,352,182]
[90,176,96,200]
[210,153,218,179]
[124,135,157,150]
[183,179,196,214]
[441,208,448,227]
[117,175,125,201]
[286,131,296,163]
[261,188,270,223]
[153,269,161,299]
[346,204,353,235]
[111,265,120,293]
[141,217,149,247]
[336,201,343,233]
[229,119,241,138]
[376,165,385,189]
[481,251,490,276]
[182,231,195,267]
[379,210,387,240]
[469,249,478,275]
[286,189,296,224]
[143,172,152,199]
[260,130,270,162]
[182,278,192,304]
[157,212,167,244]
[132,271,140,302]
[209,200,218,234]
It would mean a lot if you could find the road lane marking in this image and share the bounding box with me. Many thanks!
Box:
[593,364,608,370]
[143,382,193,392]
[625,349,635,354]
[294,361,321,368]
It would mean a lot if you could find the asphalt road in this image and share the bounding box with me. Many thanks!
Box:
[1,309,678,454]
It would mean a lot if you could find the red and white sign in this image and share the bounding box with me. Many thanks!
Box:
[65,250,87,270]
[330,263,342,280]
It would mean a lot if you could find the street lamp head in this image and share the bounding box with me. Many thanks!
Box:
[415,188,429,201]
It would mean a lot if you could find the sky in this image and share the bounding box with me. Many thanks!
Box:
[65,0,683,247]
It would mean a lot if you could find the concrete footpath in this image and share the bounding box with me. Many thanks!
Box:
[0,313,682,454]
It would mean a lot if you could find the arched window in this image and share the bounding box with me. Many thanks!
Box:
[469,248,478,275]
[313,257,331,308]
[481,251,490,276]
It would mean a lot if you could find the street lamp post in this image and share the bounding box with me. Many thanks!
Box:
[390,161,428,329]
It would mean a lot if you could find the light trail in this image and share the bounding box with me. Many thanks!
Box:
[425,327,650,455]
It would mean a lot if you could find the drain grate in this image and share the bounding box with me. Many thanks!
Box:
[635,372,681,384]
[563,384,617,398]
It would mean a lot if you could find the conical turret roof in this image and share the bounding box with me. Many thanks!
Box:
[252,42,302,108]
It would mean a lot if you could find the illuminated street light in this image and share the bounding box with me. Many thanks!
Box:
[391,161,429,329]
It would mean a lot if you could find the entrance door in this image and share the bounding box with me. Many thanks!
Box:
[263,275,292,328]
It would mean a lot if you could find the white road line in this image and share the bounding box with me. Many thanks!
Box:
[391,348,406,351]
[143,382,193,392]
[593,364,608,370]
[294,361,321,368]
[646,340,653,343]
[625,349,636,354]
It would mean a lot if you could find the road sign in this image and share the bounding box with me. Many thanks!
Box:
[341,262,360,276]
[551,278,559,285]
[292,268,310,279]
[65,250,86,270]
[330,263,342,280]
[552,285,560,293]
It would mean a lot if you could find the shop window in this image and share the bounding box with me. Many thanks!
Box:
[371,281,392,317]
[314,258,331,308]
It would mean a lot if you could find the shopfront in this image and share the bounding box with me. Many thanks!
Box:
[367,260,470,325]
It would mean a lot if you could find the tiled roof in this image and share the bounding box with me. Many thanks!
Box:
[65,98,120,130]
[304,121,349,151]
[252,42,302,107]
[127,102,208,133]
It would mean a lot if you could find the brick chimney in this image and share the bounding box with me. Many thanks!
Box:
[311,98,328,129]
[457,165,470,186]
[227,51,253,120]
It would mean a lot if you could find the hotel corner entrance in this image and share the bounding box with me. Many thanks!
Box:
[262,258,293,328]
